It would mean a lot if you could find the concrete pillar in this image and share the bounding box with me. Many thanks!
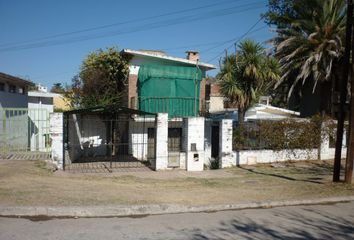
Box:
[219,119,235,168]
[320,122,330,160]
[50,113,63,169]
[185,117,205,171]
[155,113,168,170]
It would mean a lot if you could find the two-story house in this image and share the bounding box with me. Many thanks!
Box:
[0,72,33,108]
[121,49,216,118]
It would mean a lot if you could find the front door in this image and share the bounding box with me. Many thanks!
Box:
[211,125,219,159]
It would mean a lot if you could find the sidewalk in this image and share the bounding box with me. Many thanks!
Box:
[0,159,353,217]
[1,196,354,218]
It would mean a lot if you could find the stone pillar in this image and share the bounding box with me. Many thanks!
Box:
[219,119,235,168]
[50,112,63,170]
[185,117,205,171]
[155,113,168,170]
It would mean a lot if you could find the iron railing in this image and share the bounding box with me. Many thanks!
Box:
[0,108,50,154]
[131,97,206,118]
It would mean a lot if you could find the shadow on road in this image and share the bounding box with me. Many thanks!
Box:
[182,206,354,240]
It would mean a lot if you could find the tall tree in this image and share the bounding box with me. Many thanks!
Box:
[50,83,65,93]
[263,0,297,28]
[217,39,280,125]
[271,0,346,114]
[75,47,130,108]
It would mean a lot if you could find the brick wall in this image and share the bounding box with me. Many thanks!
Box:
[128,74,138,108]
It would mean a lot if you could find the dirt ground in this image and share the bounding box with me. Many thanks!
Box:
[0,160,353,207]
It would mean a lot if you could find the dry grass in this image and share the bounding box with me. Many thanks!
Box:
[0,160,353,207]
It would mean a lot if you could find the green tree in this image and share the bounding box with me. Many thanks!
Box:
[263,0,297,28]
[65,75,82,108]
[217,39,280,125]
[272,0,346,113]
[77,47,130,108]
[50,83,65,93]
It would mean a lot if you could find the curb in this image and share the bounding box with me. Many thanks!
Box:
[1,196,354,218]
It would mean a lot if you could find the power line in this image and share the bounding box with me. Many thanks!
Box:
[0,0,264,48]
[206,16,264,63]
[0,2,265,52]
[200,25,266,53]
[161,25,266,52]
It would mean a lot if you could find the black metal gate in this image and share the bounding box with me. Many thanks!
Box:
[63,106,156,172]
[167,120,183,168]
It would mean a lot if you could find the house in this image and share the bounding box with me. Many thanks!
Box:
[59,50,216,171]
[245,102,300,121]
[121,49,216,117]
[205,81,300,121]
[0,72,33,108]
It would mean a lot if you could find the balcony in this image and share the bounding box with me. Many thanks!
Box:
[130,97,205,118]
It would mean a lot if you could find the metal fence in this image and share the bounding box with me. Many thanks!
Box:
[0,108,50,159]
[63,110,156,171]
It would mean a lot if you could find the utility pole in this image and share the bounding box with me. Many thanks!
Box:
[334,0,353,182]
[345,2,354,184]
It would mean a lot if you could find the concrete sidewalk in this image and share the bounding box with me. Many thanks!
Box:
[1,196,354,218]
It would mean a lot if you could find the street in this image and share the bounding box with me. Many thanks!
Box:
[1,201,353,240]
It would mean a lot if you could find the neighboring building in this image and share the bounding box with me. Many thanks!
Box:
[53,94,71,111]
[245,103,300,121]
[28,89,58,152]
[207,92,300,121]
[28,91,57,113]
[121,49,216,118]
[0,72,33,108]
[205,81,224,113]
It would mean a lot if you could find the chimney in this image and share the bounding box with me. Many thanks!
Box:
[186,50,200,62]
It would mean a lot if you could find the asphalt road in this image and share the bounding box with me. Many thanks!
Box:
[1,201,354,240]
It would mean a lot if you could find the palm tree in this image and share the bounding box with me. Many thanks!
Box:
[273,0,346,106]
[217,39,280,125]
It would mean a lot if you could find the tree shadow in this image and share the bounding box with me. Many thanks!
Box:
[180,204,354,240]
[237,166,324,184]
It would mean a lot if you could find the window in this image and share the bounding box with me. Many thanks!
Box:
[168,128,182,151]
[0,82,4,91]
[18,87,24,94]
[9,85,16,93]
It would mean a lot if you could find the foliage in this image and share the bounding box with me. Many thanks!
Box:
[217,39,280,124]
[233,115,336,155]
[65,75,82,108]
[272,0,346,100]
[263,0,297,28]
[50,83,65,93]
[68,47,131,108]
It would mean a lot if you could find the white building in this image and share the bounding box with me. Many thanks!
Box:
[27,90,58,152]
[0,72,33,108]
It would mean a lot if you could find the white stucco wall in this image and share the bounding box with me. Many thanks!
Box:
[184,117,205,171]
[208,96,224,112]
[129,118,155,161]
[155,113,168,170]
[66,114,107,163]
[50,113,63,169]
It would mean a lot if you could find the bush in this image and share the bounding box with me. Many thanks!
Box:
[233,115,334,153]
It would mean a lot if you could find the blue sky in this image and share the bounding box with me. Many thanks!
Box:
[0,0,271,89]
